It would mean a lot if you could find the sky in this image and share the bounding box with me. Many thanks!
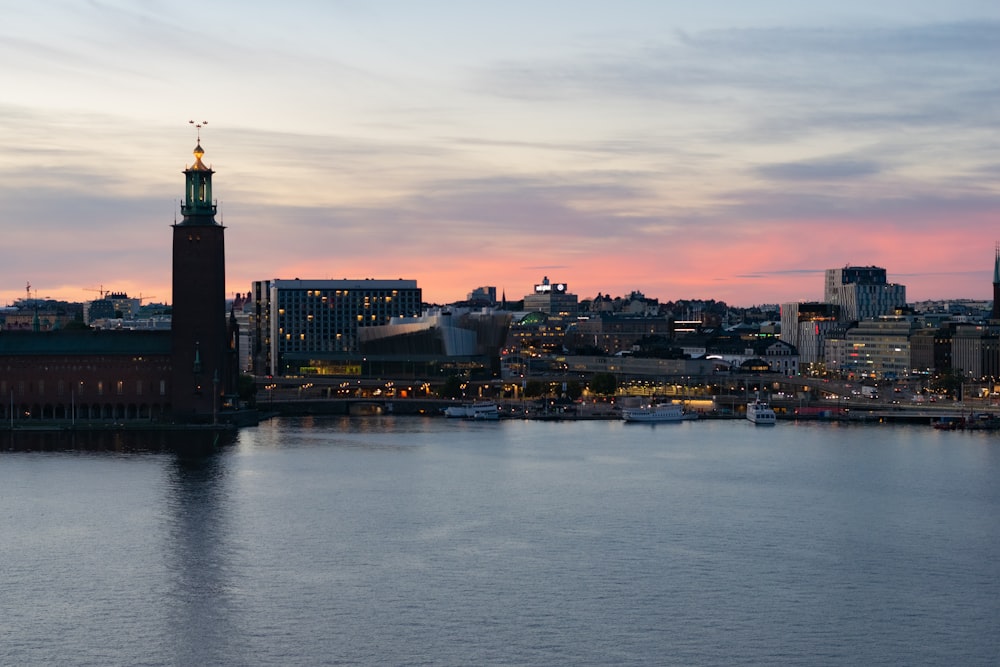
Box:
[1,1,999,308]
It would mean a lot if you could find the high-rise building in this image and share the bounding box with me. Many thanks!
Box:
[824,266,906,321]
[250,279,422,376]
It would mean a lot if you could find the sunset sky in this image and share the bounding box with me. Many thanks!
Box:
[2,1,998,308]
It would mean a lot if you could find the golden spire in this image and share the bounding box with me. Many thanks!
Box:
[188,120,209,170]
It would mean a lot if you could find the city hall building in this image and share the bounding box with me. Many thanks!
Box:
[0,138,238,424]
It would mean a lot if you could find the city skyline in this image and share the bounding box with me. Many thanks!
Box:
[2,1,998,307]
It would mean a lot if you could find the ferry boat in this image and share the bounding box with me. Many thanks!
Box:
[621,403,697,423]
[444,401,500,420]
[746,396,776,425]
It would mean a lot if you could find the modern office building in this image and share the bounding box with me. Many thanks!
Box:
[824,316,916,380]
[356,307,513,379]
[824,266,906,322]
[780,302,841,366]
[250,278,422,376]
[523,277,578,315]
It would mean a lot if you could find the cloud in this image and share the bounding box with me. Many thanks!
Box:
[474,21,1000,132]
[754,159,882,181]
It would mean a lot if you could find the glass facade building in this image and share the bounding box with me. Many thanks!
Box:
[251,279,422,376]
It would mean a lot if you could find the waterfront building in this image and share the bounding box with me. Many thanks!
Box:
[0,138,235,424]
[824,265,906,321]
[523,277,578,316]
[561,354,716,381]
[353,306,512,380]
[0,331,172,420]
[250,278,422,377]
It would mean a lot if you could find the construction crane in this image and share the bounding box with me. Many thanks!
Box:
[84,285,107,299]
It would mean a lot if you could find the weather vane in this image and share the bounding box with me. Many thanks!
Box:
[189,120,208,142]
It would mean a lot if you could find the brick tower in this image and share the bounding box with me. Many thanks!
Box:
[170,127,230,421]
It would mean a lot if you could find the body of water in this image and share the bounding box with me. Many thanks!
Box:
[2,417,998,666]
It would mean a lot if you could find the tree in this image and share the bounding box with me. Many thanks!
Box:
[237,374,257,406]
[438,375,465,399]
[524,380,546,398]
[933,369,964,398]
[564,381,584,401]
[589,372,617,396]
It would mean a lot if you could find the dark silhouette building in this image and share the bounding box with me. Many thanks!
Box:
[170,139,235,419]
[0,137,237,425]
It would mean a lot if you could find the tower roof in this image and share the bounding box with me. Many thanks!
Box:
[187,142,211,172]
[179,132,218,224]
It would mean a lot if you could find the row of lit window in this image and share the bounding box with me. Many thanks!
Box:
[278,299,413,307]
[300,289,404,297]
[0,379,169,397]
[276,306,413,318]
[3,358,166,371]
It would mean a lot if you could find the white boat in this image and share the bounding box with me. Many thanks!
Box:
[621,403,697,423]
[746,396,776,425]
[470,401,500,420]
[444,401,500,420]
[443,404,470,418]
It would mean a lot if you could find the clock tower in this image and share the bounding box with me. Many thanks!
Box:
[170,128,231,421]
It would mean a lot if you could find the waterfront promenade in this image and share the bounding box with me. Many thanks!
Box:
[5,373,992,431]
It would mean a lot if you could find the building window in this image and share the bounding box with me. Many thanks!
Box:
[116,380,124,395]
[160,380,167,396]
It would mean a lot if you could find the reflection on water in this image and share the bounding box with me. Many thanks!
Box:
[2,428,238,453]
[2,418,998,666]
[163,450,248,666]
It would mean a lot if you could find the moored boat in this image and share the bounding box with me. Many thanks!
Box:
[746,396,776,425]
[621,403,697,423]
[444,401,500,420]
